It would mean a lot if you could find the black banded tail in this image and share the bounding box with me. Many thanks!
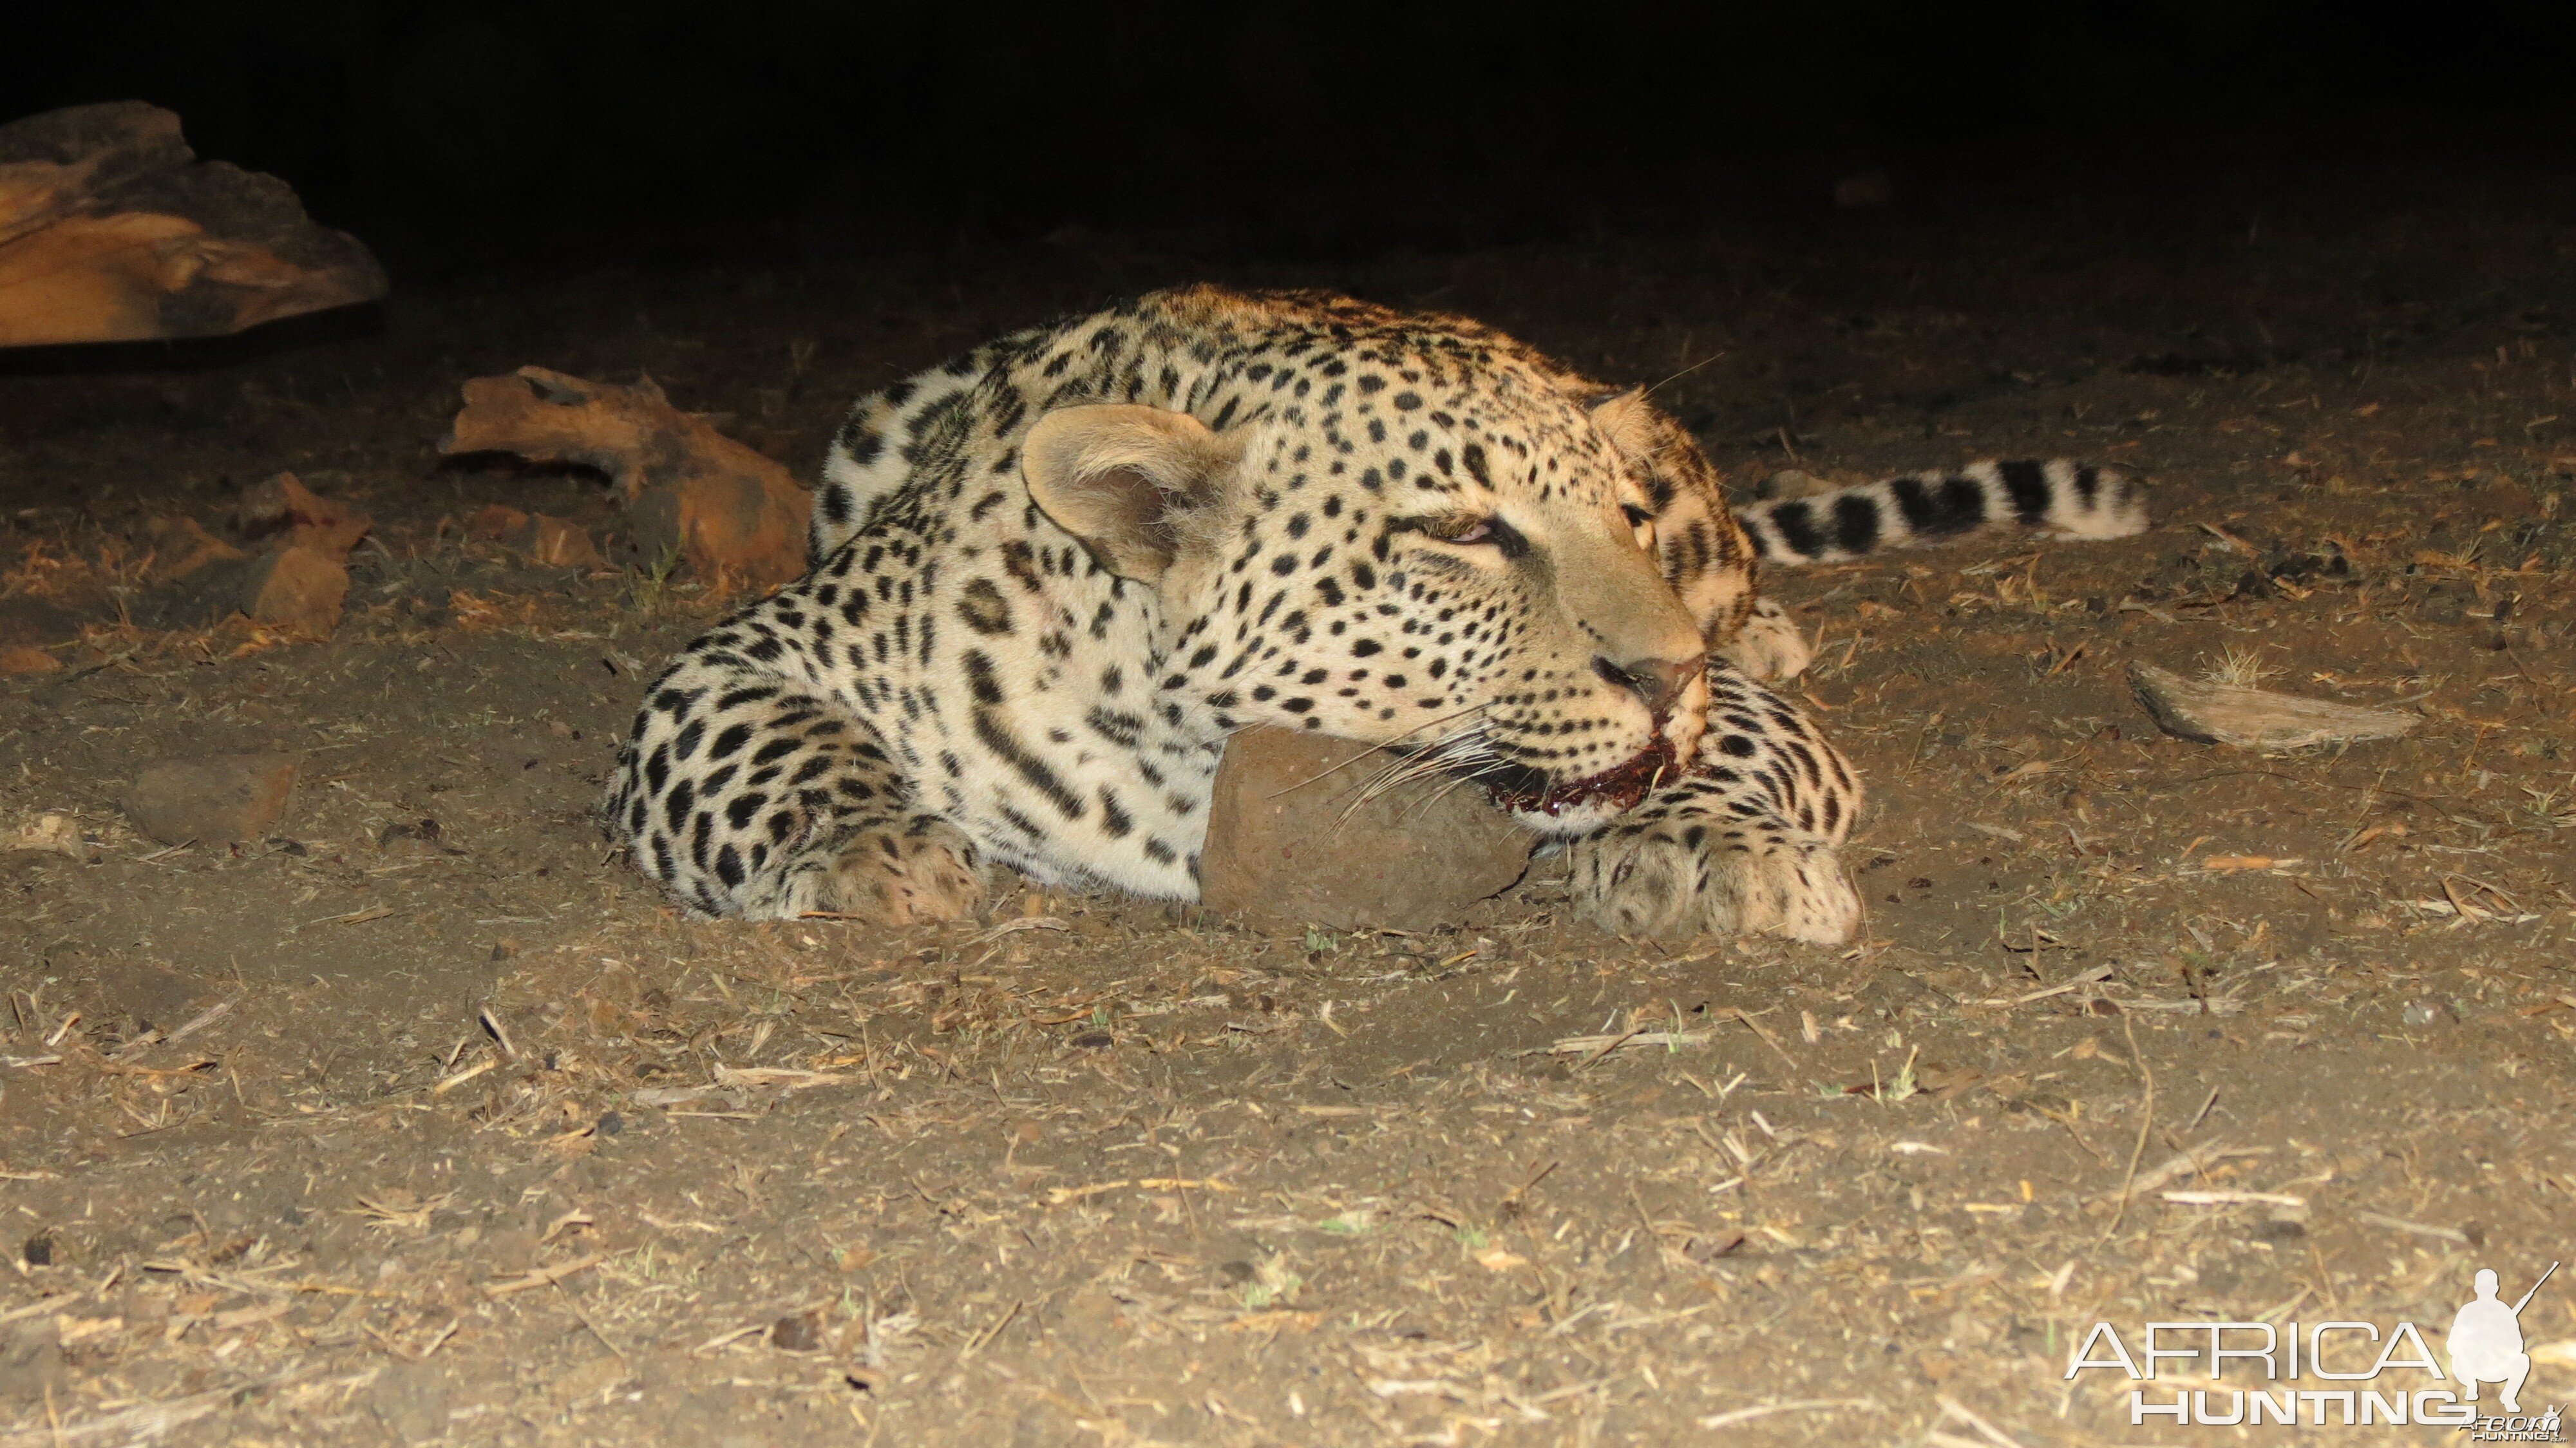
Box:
[1739,459,2148,566]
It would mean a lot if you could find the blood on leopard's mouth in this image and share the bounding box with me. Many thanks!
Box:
[1482,735,1680,817]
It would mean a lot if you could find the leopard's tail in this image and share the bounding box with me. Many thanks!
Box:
[1739,459,2147,566]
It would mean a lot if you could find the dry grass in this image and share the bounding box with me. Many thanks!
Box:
[2201,642,2280,688]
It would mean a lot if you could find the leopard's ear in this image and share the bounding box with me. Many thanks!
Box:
[1022,405,1241,584]
[1577,383,1658,457]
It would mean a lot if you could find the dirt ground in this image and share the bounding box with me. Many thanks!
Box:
[4,158,2573,1446]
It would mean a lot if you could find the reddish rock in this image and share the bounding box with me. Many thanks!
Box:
[142,516,246,582]
[468,504,530,538]
[526,513,605,569]
[131,486,359,637]
[122,754,299,844]
[242,545,350,637]
[238,473,370,557]
[1199,727,1531,931]
[0,646,59,676]
[469,504,602,569]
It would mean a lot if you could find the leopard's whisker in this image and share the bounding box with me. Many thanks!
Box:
[1354,729,1492,804]
[1354,723,1484,788]
[1365,738,1513,822]
[1410,770,1495,817]
[1395,754,1528,822]
[1353,754,1464,810]
[1340,730,1499,828]
[1259,701,1495,802]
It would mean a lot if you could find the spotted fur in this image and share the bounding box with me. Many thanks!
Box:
[605,286,2148,942]
[1566,665,1860,940]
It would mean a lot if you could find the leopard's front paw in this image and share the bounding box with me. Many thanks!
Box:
[819,819,989,917]
[1569,821,1857,944]
[1714,597,1813,683]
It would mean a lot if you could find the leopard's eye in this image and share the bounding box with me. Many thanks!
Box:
[1422,515,1495,545]
[1623,504,1658,552]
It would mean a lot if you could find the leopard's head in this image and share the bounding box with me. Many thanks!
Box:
[1023,351,1710,834]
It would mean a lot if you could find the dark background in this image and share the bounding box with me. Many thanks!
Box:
[7,1,2568,276]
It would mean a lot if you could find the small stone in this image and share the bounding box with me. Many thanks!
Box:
[238,472,370,557]
[1198,727,1530,931]
[380,817,442,851]
[471,505,604,569]
[141,516,247,582]
[594,1110,623,1136]
[241,544,350,637]
[122,754,299,845]
[469,504,531,539]
[21,1233,52,1266]
[0,646,59,676]
[2248,1219,2307,1243]
[526,513,605,569]
[1069,1031,1115,1050]
[770,1310,826,1353]
[1683,1231,1748,1263]
[2401,999,2447,1027]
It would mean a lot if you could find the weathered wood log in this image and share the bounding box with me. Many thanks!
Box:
[439,368,810,591]
[2128,663,2419,750]
[0,102,386,347]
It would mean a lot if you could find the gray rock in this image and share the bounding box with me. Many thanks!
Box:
[121,754,300,845]
[1198,727,1530,931]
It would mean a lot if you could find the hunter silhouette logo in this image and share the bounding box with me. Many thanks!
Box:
[2452,1263,2557,1415]
[2065,1260,2565,1433]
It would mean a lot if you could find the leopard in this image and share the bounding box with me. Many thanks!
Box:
[603,285,2146,942]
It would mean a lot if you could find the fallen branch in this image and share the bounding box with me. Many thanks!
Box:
[439,368,808,591]
[0,103,384,347]
[2129,664,2417,750]
[480,1252,604,1299]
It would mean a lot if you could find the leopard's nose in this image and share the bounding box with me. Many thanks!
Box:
[1595,653,1702,715]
